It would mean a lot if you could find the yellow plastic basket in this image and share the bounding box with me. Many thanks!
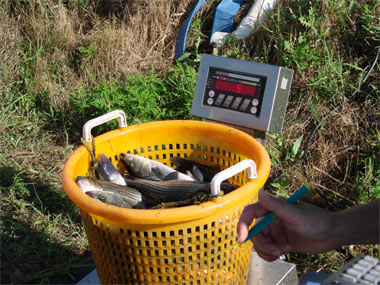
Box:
[62,110,271,284]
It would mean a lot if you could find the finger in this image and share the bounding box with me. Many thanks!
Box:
[254,248,278,262]
[253,233,292,261]
[237,204,257,241]
[279,242,292,255]
[239,203,269,226]
[253,233,281,258]
[268,222,288,245]
[253,234,280,262]
[254,244,291,261]
[237,221,249,242]
[258,190,301,221]
[255,216,282,237]
[237,203,268,242]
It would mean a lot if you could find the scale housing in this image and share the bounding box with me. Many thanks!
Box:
[191,54,294,133]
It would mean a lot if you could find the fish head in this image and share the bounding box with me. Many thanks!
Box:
[75,176,103,193]
[86,190,133,208]
[97,154,127,186]
[120,153,135,173]
[120,153,152,178]
[85,190,119,204]
[85,190,106,202]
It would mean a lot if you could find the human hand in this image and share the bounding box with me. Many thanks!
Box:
[237,189,336,261]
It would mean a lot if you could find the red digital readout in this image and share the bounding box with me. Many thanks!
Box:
[215,80,256,96]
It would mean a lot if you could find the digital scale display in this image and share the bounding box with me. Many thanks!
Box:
[215,80,256,96]
[202,67,266,116]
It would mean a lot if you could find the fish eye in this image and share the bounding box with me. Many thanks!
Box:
[99,194,106,202]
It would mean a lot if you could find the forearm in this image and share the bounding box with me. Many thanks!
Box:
[332,199,380,248]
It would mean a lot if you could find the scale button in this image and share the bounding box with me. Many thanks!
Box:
[250,107,258,114]
[252,99,259,106]
[239,99,251,111]
[207,98,214,105]
[223,95,234,107]
[231,97,242,109]
[214,94,225,106]
[209,90,215,97]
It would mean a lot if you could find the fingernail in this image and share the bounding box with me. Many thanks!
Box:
[281,243,291,254]
[237,233,246,243]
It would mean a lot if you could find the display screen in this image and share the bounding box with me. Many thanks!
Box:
[215,80,256,96]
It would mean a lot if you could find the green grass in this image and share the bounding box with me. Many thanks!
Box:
[56,63,198,138]
[355,129,380,203]
[1,0,379,283]
[0,157,89,283]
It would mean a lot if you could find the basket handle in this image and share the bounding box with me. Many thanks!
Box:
[82,110,128,142]
[211,159,257,196]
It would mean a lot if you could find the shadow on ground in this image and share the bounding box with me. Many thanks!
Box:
[0,165,93,284]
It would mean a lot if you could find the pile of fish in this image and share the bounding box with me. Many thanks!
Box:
[76,153,239,209]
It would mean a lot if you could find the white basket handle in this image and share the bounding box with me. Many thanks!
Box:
[82,110,128,142]
[211,159,258,196]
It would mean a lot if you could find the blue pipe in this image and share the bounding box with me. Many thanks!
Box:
[174,0,207,61]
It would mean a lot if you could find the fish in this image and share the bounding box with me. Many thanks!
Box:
[151,192,220,209]
[123,176,239,206]
[170,156,221,182]
[75,176,144,208]
[120,153,194,181]
[96,153,126,186]
[85,190,144,209]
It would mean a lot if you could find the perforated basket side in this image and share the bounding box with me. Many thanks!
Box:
[81,199,255,284]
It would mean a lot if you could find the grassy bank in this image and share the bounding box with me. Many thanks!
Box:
[1,0,379,283]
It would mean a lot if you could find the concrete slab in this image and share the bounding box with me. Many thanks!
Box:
[77,269,99,285]
[247,251,298,285]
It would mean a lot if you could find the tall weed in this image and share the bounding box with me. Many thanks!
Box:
[164,63,199,120]
[67,71,167,135]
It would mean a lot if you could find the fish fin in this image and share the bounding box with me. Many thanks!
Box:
[150,165,166,180]
[192,166,204,182]
[162,172,179,181]
[185,170,198,181]
[170,156,192,168]
[132,201,146,209]
[75,176,86,182]
[97,153,119,181]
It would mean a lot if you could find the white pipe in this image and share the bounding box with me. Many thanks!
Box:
[211,0,278,47]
